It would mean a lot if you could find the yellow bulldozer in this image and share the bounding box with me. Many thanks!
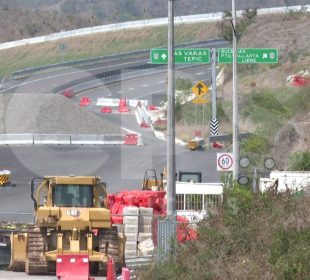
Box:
[8,175,124,277]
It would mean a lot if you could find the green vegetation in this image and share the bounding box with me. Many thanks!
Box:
[289,151,310,171]
[241,87,310,136]
[218,9,257,42]
[141,186,310,279]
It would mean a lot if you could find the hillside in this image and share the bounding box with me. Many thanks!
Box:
[0,0,308,43]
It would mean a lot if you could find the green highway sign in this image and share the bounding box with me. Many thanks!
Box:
[150,48,210,64]
[218,48,278,64]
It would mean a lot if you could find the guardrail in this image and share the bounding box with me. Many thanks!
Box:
[12,39,228,80]
[1,5,308,52]
[0,134,125,145]
[209,132,251,143]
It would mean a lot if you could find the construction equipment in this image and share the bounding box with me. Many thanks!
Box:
[178,171,202,183]
[0,170,11,186]
[186,137,205,151]
[8,176,125,277]
[142,169,203,190]
[142,169,166,191]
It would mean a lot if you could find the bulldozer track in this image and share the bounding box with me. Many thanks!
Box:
[26,225,48,275]
[98,226,121,274]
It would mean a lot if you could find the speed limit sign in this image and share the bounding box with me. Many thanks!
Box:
[217,153,234,171]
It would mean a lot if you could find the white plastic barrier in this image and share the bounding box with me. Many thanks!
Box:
[135,109,144,127]
[128,100,148,107]
[0,134,33,145]
[140,105,152,127]
[96,98,120,107]
[0,5,308,50]
[33,134,71,145]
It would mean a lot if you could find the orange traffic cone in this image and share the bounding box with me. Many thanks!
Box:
[122,267,130,280]
[107,257,116,280]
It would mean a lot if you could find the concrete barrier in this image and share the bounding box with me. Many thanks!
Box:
[71,134,124,145]
[33,134,71,145]
[0,134,33,145]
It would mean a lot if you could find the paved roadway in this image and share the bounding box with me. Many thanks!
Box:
[0,41,225,222]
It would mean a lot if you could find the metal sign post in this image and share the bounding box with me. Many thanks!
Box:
[232,0,239,181]
[167,0,176,216]
[210,48,218,136]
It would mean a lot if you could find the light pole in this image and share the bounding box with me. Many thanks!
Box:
[167,0,176,216]
[232,0,239,181]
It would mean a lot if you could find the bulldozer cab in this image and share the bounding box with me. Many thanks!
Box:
[53,184,94,207]
[31,176,107,211]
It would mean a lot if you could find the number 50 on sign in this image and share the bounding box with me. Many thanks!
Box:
[217,153,234,171]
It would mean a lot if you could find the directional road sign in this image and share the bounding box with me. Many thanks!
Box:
[192,96,208,104]
[150,48,210,64]
[218,48,278,64]
[192,81,208,97]
[217,153,234,171]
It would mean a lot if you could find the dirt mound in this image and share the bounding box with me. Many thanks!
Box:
[0,94,121,134]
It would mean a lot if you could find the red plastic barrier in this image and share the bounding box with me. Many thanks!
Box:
[119,99,127,107]
[79,97,91,106]
[118,106,130,113]
[140,121,150,128]
[62,88,73,98]
[148,105,158,111]
[122,267,131,280]
[101,106,112,113]
[107,257,116,280]
[176,216,198,243]
[56,254,90,280]
[124,134,138,145]
[212,141,223,149]
[292,76,310,87]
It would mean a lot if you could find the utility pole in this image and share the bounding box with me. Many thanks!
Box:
[232,0,239,181]
[211,48,217,121]
[167,0,176,216]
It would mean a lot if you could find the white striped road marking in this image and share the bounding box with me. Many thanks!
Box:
[128,88,134,91]
[142,84,148,87]
[158,80,165,84]
[196,72,205,76]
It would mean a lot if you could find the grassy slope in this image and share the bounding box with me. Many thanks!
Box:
[0,22,219,77]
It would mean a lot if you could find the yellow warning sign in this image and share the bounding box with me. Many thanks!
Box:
[192,81,208,97]
[192,96,208,104]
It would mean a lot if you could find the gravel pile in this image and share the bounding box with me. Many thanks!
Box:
[0,94,121,134]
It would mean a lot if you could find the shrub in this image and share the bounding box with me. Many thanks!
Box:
[289,151,310,171]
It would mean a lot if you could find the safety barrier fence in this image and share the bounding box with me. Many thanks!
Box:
[11,39,227,80]
[0,134,125,145]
